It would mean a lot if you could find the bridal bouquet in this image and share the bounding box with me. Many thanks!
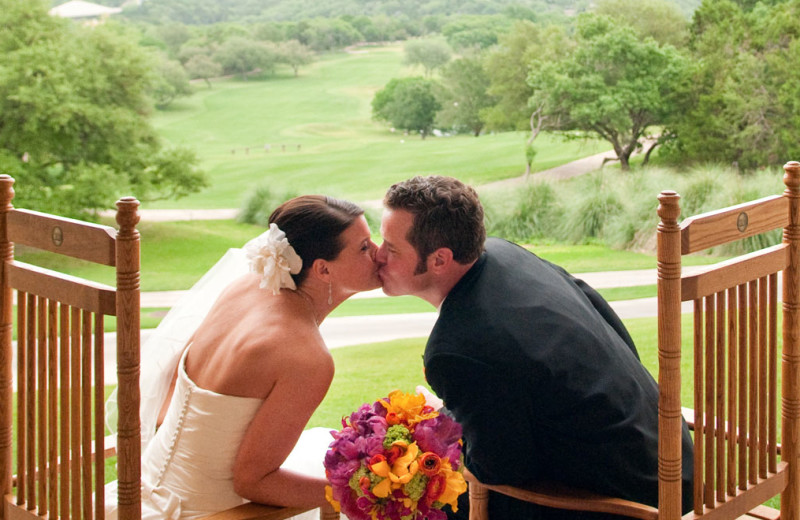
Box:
[324,390,467,520]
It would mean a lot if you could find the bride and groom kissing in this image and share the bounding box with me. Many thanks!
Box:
[108,175,693,520]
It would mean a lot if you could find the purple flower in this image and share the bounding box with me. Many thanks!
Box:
[325,459,361,488]
[347,401,388,435]
[354,434,385,458]
[325,429,363,487]
[414,415,463,466]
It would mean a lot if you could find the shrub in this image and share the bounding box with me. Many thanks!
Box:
[560,173,624,243]
[486,182,562,241]
[238,185,298,226]
[486,164,786,256]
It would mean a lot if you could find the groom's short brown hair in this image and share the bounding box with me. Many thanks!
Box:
[384,175,485,273]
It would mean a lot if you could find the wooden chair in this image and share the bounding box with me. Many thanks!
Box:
[0,175,338,520]
[0,174,142,519]
[466,161,800,520]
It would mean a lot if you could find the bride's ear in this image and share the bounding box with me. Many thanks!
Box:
[308,258,331,282]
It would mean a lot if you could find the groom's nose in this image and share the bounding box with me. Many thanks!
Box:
[375,244,387,265]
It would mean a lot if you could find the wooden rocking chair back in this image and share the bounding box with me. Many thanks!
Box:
[0,174,141,520]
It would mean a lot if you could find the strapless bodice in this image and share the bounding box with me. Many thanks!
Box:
[141,350,263,519]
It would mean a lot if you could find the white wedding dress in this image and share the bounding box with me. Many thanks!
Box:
[104,249,334,520]
[106,349,332,519]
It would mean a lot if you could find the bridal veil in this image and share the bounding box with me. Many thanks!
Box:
[106,248,250,449]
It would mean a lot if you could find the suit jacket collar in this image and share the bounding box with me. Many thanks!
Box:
[444,242,490,306]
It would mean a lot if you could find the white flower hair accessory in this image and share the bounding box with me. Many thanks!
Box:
[243,223,303,295]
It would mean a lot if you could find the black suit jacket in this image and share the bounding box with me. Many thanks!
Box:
[424,238,693,519]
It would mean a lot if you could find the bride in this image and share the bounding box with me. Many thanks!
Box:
[106,195,380,519]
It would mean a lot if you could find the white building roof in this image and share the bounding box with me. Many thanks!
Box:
[49,0,122,19]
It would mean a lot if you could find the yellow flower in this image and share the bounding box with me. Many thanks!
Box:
[437,460,468,511]
[324,485,341,512]
[379,390,438,428]
[369,441,421,498]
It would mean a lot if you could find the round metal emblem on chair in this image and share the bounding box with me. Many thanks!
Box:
[51,226,63,246]
[737,212,748,232]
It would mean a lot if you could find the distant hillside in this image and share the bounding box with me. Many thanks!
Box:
[76,0,702,24]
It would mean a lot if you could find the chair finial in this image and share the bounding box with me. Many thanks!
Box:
[657,190,680,226]
[115,197,140,232]
[784,161,800,192]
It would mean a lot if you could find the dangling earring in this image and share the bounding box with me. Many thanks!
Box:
[328,281,333,306]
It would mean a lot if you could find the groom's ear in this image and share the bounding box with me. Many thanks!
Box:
[428,247,454,273]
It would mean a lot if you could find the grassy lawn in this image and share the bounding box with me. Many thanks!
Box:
[331,295,434,317]
[310,312,782,433]
[147,45,606,209]
[15,219,264,291]
[308,315,692,429]
[528,243,724,272]
[308,337,430,429]
[597,284,656,301]
[15,220,726,293]
[13,220,728,334]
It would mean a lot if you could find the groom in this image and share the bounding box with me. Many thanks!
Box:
[375,175,694,519]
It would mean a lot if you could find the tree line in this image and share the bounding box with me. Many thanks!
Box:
[370,0,800,173]
[4,0,794,219]
[94,0,594,25]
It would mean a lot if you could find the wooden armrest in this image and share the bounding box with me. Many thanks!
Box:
[464,469,658,520]
[203,502,339,520]
[203,503,308,520]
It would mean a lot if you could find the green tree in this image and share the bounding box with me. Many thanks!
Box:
[153,23,193,58]
[301,18,362,52]
[665,0,800,169]
[436,53,496,136]
[528,15,690,170]
[178,44,211,64]
[252,21,285,42]
[595,0,690,47]
[0,0,206,218]
[372,77,442,139]
[213,37,278,79]
[524,142,537,177]
[185,54,223,88]
[152,56,192,108]
[403,39,452,77]
[483,21,573,131]
[441,15,510,50]
[731,0,784,11]
[277,39,314,77]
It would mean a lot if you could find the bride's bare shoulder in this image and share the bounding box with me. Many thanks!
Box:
[188,277,333,394]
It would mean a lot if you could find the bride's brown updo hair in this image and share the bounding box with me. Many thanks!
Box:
[268,195,365,285]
